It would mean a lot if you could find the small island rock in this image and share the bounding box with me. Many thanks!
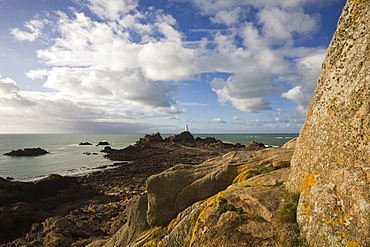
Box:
[97,141,110,146]
[3,148,49,156]
[79,142,93,146]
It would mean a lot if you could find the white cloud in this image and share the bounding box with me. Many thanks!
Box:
[76,0,139,21]
[282,50,326,110]
[209,118,226,124]
[0,75,20,98]
[0,75,182,133]
[210,7,241,26]
[139,41,195,81]
[11,19,47,41]
[6,0,339,133]
[258,7,319,46]
[210,69,274,112]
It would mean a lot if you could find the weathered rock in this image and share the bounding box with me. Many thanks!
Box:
[145,149,293,227]
[286,0,370,246]
[124,155,298,247]
[34,174,75,196]
[105,148,296,247]
[164,131,195,142]
[102,195,150,247]
[145,160,231,227]
[137,132,164,144]
[3,148,49,156]
[281,137,298,149]
[245,141,266,151]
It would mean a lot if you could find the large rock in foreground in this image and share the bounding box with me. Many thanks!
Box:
[99,147,298,247]
[287,0,370,246]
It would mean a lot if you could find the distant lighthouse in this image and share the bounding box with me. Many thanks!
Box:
[184,125,189,132]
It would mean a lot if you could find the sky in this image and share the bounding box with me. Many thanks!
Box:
[0,0,346,134]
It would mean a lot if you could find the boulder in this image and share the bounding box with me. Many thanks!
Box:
[245,141,266,151]
[286,1,370,246]
[3,147,49,156]
[34,174,76,196]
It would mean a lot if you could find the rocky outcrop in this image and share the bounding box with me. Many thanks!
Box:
[286,0,370,246]
[164,131,195,142]
[0,175,79,244]
[245,141,266,151]
[136,132,164,144]
[79,142,93,145]
[101,195,150,247]
[281,137,298,149]
[3,148,49,156]
[99,147,298,247]
[97,141,110,146]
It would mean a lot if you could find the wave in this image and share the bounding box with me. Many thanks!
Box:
[18,162,131,182]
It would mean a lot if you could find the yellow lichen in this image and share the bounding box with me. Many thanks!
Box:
[330,96,338,104]
[232,166,254,184]
[300,171,321,192]
[327,107,335,114]
[323,207,349,226]
[301,204,311,220]
[346,241,361,247]
[338,231,346,238]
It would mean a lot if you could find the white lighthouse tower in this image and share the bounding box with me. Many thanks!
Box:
[184,124,189,132]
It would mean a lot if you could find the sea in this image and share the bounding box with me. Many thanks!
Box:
[0,133,298,182]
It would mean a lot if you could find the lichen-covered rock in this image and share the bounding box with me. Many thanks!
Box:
[286,0,370,246]
[102,195,150,247]
[145,149,292,227]
[281,137,298,149]
[106,148,296,247]
[133,166,297,247]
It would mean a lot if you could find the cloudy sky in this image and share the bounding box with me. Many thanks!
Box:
[0,0,346,134]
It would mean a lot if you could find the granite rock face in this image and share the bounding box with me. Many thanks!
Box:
[99,148,297,247]
[286,0,370,246]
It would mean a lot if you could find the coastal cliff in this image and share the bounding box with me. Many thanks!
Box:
[286,0,370,246]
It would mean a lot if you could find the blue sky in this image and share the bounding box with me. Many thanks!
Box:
[0,0,346,134]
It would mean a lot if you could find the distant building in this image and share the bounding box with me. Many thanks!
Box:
[184,125,189,132]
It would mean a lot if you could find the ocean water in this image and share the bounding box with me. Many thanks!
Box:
[0,133,297,181]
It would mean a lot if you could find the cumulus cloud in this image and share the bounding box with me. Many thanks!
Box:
[0,75,20,98]
[75,0,139,21]
[209,118,226,124]
[282,50,326,110]
[6,0,340,132]
[11,19,47,41]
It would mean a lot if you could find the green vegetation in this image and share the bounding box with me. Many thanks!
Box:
[215,202,245,217]
[251,215,268,222]
[273,191,308,247]
[256,161,291,174]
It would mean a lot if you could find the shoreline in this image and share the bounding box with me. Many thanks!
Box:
[1,131,264,245]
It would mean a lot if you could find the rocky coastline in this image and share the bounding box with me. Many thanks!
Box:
[0,131,262,246]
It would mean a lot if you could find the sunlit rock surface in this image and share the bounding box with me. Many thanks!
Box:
[286,0,370,245]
